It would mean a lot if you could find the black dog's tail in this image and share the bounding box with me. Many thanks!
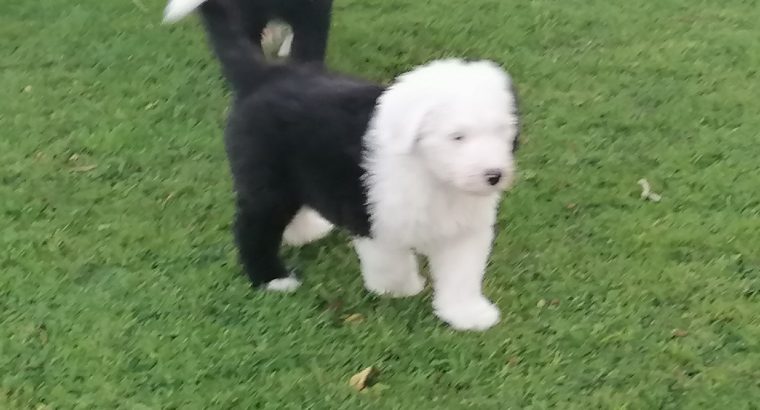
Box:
[163,0,268,95]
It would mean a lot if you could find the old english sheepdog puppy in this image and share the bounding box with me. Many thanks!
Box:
[164,0,521,331]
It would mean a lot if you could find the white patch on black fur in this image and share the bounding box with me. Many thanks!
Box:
[283,207,333,246]
[261,21,293,59]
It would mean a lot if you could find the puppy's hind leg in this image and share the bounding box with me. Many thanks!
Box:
[353,238,425,297]
[283,207,333,246]
[233,195,300,292]
[286,0,333,64]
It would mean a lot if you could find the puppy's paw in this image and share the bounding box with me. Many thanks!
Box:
[365,273,426,298]
[434,297,500,331]
[283,208,333,246]
[264,276,301,293]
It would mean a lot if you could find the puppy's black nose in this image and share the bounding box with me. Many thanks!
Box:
[485,170,502,186]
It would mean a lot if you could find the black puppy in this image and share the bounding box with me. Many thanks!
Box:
[168,0,381,288]
[164,0,333,64]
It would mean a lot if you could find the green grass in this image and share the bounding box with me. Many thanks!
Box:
[2,0,759,407]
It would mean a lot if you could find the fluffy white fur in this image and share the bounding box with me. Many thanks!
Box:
[163,0,206,23]
[283,207,334,246]
[265,276,301,292]
[361,59,518,331]
[353,238,426,297]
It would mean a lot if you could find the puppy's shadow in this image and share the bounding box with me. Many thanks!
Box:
[282,234,434,327]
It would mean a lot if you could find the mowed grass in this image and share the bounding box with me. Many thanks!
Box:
[2,0,759,407]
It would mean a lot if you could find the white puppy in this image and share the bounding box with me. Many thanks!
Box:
[361,60,519,330]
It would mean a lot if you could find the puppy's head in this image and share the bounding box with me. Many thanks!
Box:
[372,59,520,196]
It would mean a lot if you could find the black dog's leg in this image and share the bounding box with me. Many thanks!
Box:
[241,14,268,55]
[288,0,333,64]
[233,195,298,288]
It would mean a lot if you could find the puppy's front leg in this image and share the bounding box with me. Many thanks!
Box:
[353,238,425,297]
[289,0,333,64]
[427,228,500,331]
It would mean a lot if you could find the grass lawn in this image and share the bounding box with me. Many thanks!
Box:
[2,0,760,407]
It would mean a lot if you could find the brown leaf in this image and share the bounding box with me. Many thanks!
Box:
[507,356,520,367]
[565,203,577,210]
[349,367,377,391]
[672,328,689,338]
[343,313,364,324]
[549,299,561,307]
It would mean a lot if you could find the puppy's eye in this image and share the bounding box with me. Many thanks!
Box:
[451,133,465,142]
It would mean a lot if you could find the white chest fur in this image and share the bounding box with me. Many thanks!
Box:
[364,155,499,251]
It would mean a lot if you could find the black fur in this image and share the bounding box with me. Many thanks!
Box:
[509,81,521,152]
[234,0,333,64]
[200,0,382,286]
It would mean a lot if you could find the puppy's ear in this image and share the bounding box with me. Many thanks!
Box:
[392,104,430,153]
[373,95,431,155]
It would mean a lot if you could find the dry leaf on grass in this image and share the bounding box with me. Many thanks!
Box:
[637,179,662,202]
[349,367,377,391]
[671,328,689,338]
[343,313,364,324]
[538,298,560,308]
